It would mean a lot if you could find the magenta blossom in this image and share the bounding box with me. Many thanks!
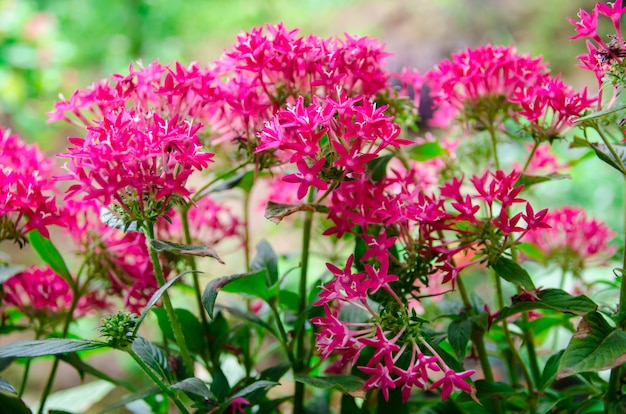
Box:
[58,110,214,224]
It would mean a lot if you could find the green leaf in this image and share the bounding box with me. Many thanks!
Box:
[210,366,231,400]
[293,374,364,393]
[259,362,291,382]
[203,274,241,319]
[590,143,626,176]
[221,269,276,300]
[366,154,393,182]
[515,242,546,264]
[558,311,626,379]
[341,394,360,414]
[135,271,192,330]
[448,319,473,361]
[0,376,16,394]
[0,339,107,358]
[43,380,115,413]
[408,141,447,161]
[132,337,171,383]
[225,380,279,404]
[153,308,205,354]
[496,289,597,321]
[515,173,571,189]
[150,239,224,263]
[170,378,215,401]
[0,264,25,285]
[575,104,626,123]
[0,357,13,372]
[28,230,74,290]
[250,240,279,285]
[0,392,31,414]
[457,380,519,402]
[491,256,535,291]
[99,387,161,413]
[264,201,329,224]
[539,350,564,391]
[218,305,278,337]
[278,290,299,311]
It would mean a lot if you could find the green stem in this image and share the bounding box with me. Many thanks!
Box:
[146,224,195,378]
[243,190,251,272]
[192,160,250,203]
[522,141,540,174]
[487,124,500,170]
[456,277,496,384]
[37,284,81,414]
[293,190,315,414]
[606,178,626,410]
[128,348,190,414]
[18,359,31,398]
[180,204,212,367]
[268,300,295,363]
[597,127,626,175]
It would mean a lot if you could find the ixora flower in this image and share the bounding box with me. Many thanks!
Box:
[57,109,214,226]
[0,127,62,245]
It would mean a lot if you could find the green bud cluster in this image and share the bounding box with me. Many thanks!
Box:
[100,311,137,349]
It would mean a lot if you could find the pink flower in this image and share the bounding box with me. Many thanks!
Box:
[58,110,213,223]
[429,369,474,401]
[0,127,62,243]
[523,206,617,274]
[1,266,107,323]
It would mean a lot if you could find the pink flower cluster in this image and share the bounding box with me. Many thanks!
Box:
[569,0,626,86]
[523,206,617,274]
[426,45,594,137]
[0,128,61,244]
[58,110,214,224]
[257,92,406,199]
[1,265,106,324]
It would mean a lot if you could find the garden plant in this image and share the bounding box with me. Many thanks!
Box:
[2,1,626,413]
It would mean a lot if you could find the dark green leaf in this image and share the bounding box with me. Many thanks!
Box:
[0,392,31,414]
[448,319,473,361]
[132,337,171,383]
[575,104,626,123]
[516,242,546,264]
[516,173,571,189]
[539,350,564,391]
[150,239,224,263]
[293,374,363,393]
[558,311,626,379]
[264,201,329,224]
[367,154,393,181]
[376,388,408,414]
[153,308,205,354]
[203,273,251,319]
[491,256,535,291]
[496,289,597,321]
[210,366,230,400]
[225,380,279,403]
[0,357,13,372]
[408,141,447,161]
[250,240,279,285]
[259,362,291,382]
[0,376,16,394]
[202,171,247,194]
[170,378,215,401]
[341,394,360,414]
[456,380,518,402]
[135,271,192,330]
[0,265,25,285]
[28,230,74,290]
[590,143,626,176]
[0,339,107,358]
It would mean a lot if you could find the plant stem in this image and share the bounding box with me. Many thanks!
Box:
[606,178,626,411]
[37,284,81,414]
[522,141,540,173]
[180,204,212,367]
[243,190,251,272]
[293,190,315,414]
[456,276,495,383]
[128,348,190,414]
[596,127,626,175]
[146,224,195,378]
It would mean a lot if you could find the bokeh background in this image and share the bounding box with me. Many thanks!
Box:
[1,0,620,412]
